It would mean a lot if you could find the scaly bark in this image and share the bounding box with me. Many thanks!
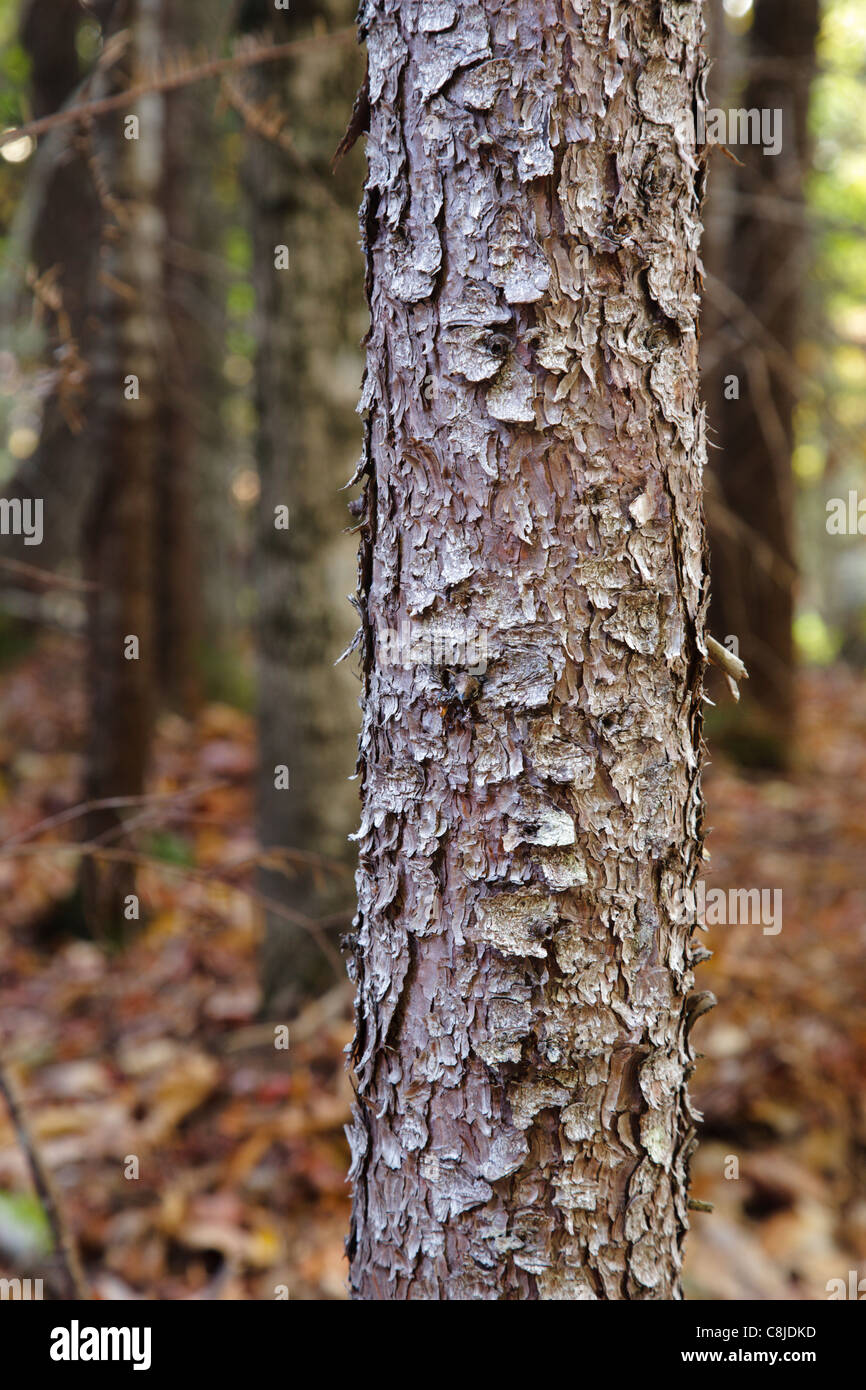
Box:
[348,0,709,1300]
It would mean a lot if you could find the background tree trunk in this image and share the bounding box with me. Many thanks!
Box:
[704,0,821,764]
[151,0,231,717]
[348,0,708,1299]
[20,0,81,119]
[3,0,102,583]
[699,0,736,412]
[80,0,163,933]
[239,0,365,1013]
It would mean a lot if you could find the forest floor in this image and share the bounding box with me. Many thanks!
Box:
[0,634,864,1300]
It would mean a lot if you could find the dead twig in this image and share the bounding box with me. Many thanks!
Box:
[0,842,345,974]
[24,265,88,432]
[0,558,97,593]
[0,1063,90,1300]
[717,143,745,168]
[0,30,357,151]
[0,782,226,851]
[332,61,369,170]
[707,635,750,702]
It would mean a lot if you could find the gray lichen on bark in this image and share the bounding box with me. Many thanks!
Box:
[348,0,709,1299]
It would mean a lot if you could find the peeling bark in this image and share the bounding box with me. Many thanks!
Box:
[348,0,709,1300]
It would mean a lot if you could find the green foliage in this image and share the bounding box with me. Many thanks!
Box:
[0,41,29,124]
[145,832,196,869]
[225,225,253,273]
[0,614,37,669]
[794,0,866,661]
[227,280,255,320]
[806,0,866,446]
[200,638,256,709]
[76,18,102,67]
[0,24,32,231]
[0,1189,52,1262]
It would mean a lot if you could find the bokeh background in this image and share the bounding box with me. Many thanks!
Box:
[0,0,864,1300]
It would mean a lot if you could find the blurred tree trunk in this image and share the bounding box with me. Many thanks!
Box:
[6,1,101,578]
[155,120,201,719]
[239,1,365,1013]
[699,0,735,402]
[152,0,229,716]
[20,0,80,118]
[348,0,708,1299]
[705,0,820,764]
[174,2,239,696]
[80,0,163,934]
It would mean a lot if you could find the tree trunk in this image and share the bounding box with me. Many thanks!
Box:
[240,0,365,1013]
[5,1,101,580]
[19,0,80,120]
[80,0,163,934]
[152,0,227,717]
[705,0,820,764]
[348,0,708,1299]
[698,0,735,394]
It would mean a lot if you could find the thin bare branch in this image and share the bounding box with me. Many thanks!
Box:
[0,782,226,851]
[0,29,357,150]
[0,558,97,593]
[0,842,345,973]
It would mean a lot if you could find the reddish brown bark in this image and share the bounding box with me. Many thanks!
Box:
[348,0,709,1299]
